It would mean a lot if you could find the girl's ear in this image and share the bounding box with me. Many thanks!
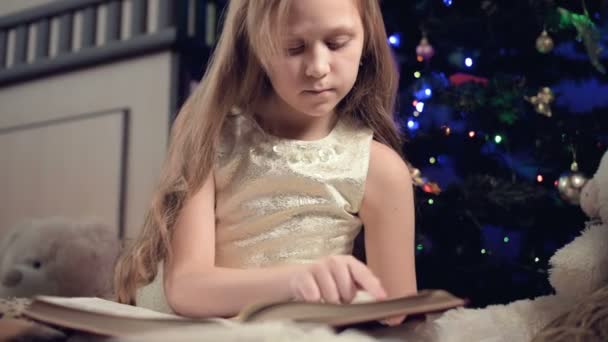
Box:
[262,74,272,93]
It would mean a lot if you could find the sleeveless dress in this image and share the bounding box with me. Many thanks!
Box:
[135,110,374,313]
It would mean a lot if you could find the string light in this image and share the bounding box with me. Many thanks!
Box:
[416,102,425,112]
[416,244,424,251]
[413,111,420,117]
[494,135,503,144]
[503,237,509,243]
[428,199,434,205]
[465,57,473,67]
[388,33,401,47]
[417,55,424,62]
[468,131,476,138]
[407,119,419,130]
[534,257,540,263]
[429,157,437,164]
[414,71,421,78]
[537,174,544,183]
[424,88,432,96]
[481,249,487,254]
[422,183,438,194]
[443,0,453,6]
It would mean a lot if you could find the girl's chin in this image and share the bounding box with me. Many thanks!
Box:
[293,104,339,118]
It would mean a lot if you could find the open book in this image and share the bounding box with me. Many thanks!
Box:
[23,289,466,337]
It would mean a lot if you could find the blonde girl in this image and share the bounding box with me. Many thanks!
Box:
[115,0,417,326]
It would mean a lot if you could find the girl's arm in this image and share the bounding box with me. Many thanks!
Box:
[359,141,418,307]
[163,171,306,318]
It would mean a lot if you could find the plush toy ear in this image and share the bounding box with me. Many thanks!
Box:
[580,179,599,219]
[595,150,608,223]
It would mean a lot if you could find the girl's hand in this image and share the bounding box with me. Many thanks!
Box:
[288,255,387,304]
[380,314,406,326]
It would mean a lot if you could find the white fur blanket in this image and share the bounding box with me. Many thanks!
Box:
[113,319,432,342]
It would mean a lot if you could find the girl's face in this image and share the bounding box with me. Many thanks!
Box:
[264,0,365,120]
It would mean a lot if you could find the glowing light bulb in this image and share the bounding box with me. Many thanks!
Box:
[416,102,425,112]
[388,34,401,47]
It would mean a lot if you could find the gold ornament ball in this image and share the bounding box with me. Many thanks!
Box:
[570,161,579,172]
[411,168,421,179]
[536,30,554,54]
[557,172,588,205]
[411,168,425,186]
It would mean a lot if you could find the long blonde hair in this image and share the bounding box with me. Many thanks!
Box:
[114,0,402,304]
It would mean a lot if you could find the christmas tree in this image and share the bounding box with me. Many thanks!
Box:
[380,0,608,306]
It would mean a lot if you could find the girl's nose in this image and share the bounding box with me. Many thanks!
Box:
[305,45,330,78]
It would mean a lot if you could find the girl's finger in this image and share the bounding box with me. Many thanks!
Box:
[296,272,321,302]
[328,258,356,303]
[313,264,341,304]
[380,314,406,326]
[347,260,387,300]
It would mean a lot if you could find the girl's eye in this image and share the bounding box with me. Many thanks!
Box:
[327,41,348,50]
[286,40,349,55]
[287,46,305,55]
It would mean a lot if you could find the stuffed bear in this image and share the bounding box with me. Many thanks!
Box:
[0,217,121,299]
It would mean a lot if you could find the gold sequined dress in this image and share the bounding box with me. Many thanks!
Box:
[136,110,374,313]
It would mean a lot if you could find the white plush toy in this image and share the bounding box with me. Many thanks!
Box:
[0,217,121,299]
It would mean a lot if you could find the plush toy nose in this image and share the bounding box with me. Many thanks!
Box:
[2,269,23,287]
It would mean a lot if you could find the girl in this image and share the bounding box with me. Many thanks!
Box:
[114,0,417,326]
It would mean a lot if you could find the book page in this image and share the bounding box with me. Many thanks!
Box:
[35,296,186,320]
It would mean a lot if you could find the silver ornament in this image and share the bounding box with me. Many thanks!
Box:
[557,172,588,205]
